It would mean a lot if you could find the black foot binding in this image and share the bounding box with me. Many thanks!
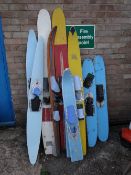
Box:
[96,84,104,107]
[71,26,75,35]
[85,96,94,116]
[43,97,50,105]
[43,78,49,92]
[31,96,41,111]
[83,73,94,88]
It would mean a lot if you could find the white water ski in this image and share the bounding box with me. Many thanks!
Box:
[27,37,44,165]
[37,9,55,155]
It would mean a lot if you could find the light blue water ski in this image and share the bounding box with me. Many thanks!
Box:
[82,58,97,147]
[27,37,44,165]
[0,17,15,126]
[26,30,37,95]
[62,69,83,162]
[94,55,109,142]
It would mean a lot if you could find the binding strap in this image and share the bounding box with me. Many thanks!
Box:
[43,78,49,91]
[31,96,41,111]
[83,73,94,88]
[50,76,60,93]
[43,96,50,105]
[73,76,82,100]
[77,104,84,120]
[53,105,60,121]
[85,94,94,116]
[96,85,104,103]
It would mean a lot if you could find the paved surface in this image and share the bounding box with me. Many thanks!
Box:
[0,125,130,175]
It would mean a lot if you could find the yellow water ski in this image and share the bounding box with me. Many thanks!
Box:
[68,27,87,155]
[52,7,67,45]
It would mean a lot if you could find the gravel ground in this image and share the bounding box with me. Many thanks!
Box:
[0,125,130,175]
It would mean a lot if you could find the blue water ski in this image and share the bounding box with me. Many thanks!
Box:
[94,55,109,142]
[82,58,97,147]
[62,69,83,162]
[26,30,37,95]
[27,37,43,165]
[0,17,15,126]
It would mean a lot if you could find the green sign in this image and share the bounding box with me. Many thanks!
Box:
[66,25,95,49]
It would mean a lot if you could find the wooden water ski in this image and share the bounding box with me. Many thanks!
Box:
[52,7,69,151]
[47,27,61,156]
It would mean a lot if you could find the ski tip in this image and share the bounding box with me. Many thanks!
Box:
[70,26,75,35]
[52,6,65,20]
[38,9,50,16]
[28,29,36,40]
[28,146,38,165]
[53,6,64,13]
[94,55,104,62]
[83,57,92,63]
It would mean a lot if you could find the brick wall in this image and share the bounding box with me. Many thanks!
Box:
[0,0,131,125]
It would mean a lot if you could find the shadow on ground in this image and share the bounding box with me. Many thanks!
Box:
[0,125,130,175]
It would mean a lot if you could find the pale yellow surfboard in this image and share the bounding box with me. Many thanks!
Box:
[68,29,87,155]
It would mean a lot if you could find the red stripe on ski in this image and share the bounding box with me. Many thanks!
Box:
[42,108,51,121]
[54,44,68,77]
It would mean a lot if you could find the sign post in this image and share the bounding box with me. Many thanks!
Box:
[66,25,95,49]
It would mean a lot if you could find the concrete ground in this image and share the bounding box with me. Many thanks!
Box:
[0,125,130,175]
